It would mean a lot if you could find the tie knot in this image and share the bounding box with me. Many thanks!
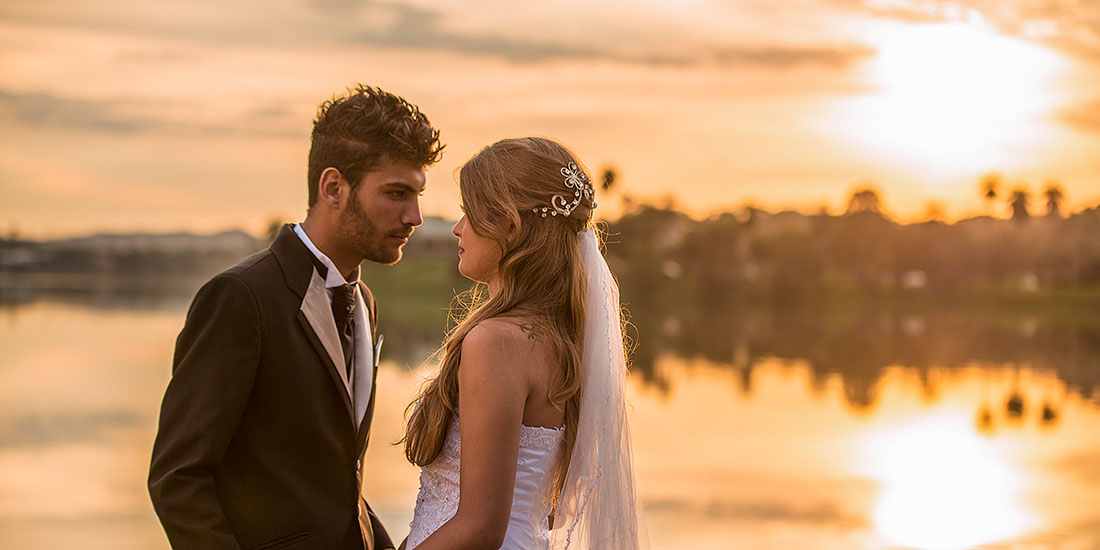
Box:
[332,283,356,321]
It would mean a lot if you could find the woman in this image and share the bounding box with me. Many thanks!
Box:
[401,137,645,550]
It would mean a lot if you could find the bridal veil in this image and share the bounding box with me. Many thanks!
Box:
[549,228,648,550]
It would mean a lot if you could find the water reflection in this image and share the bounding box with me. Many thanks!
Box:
[620,290,1100,414]
[6,278,1100,414]
[631,359,1100,550]
[3,288,1100,549]
[0,300,178,550]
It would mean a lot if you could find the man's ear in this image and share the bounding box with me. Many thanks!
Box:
[317,167,345,208]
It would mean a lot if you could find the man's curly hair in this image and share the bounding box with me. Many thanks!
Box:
[307,84,444,206]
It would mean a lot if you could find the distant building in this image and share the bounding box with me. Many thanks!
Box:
[46,231,260,255]
[0,231,262,274]
[405,216,457,257]
[0,243,42,269]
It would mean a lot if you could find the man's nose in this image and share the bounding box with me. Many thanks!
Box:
[404,198,424,227]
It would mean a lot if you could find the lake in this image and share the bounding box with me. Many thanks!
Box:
[1,284,1099,550]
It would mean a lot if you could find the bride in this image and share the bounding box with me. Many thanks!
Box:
[399,137,646,550]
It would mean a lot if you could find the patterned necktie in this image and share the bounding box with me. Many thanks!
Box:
[331,283,356,380]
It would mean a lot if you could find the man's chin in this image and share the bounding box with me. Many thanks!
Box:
[365,246,403,266]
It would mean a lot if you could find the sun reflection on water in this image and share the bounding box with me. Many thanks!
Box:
[861,411,1037,550]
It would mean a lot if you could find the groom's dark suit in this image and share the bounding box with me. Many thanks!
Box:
[149,225,392,550]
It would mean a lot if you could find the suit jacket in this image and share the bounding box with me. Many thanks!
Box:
[149,225,393,550]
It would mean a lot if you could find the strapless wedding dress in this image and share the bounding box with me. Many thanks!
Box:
[406,417,565,549]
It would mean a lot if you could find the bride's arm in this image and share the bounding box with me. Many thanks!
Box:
[412,320,531,550]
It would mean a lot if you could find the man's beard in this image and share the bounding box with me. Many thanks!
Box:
[339,199,405,265]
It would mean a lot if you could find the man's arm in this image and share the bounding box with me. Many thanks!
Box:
[148,274,261,550]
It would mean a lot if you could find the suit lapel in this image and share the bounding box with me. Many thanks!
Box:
[270,224,380,440]
[351,286,374,426]
[354,281,382,455]
[299,270,355,423]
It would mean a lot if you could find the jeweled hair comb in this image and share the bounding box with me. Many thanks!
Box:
[533,162,595,218]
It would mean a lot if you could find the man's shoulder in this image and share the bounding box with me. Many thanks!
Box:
[197,247,283,298]
[221,247,279,282]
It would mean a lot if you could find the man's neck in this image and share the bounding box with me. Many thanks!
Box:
[298,219,359,281]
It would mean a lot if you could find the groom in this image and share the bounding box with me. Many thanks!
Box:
[149,85,443,550]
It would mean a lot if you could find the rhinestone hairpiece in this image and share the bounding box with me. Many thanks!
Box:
[533,162,595,218]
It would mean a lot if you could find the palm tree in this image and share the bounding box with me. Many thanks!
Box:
[1009,188,1031,223]
[980,173,1001,215]
[846,187,882,215]
[1043,182,1065,218]
[599,167,618,191]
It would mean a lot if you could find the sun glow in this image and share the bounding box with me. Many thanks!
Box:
[837,22,1068,179]
[860,412,1037,550]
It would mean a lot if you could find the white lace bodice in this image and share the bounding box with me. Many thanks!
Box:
[406,416,565,549]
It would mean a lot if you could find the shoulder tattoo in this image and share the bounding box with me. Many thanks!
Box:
[517,322,539,341]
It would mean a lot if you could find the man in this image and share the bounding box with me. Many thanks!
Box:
[149,85,443,550]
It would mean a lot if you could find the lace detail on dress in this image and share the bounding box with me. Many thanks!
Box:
[406,419,462,550]
[406,417,565,550]
[520,424,567,448]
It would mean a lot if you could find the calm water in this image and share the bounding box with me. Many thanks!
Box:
[2,291,1099,550]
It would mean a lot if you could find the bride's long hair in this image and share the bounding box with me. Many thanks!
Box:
[403,137,596,504]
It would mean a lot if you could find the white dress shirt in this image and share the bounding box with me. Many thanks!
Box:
[293,223,374,425]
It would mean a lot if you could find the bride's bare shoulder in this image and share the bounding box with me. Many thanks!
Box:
[463,317,538,353]
[461,317,552,370]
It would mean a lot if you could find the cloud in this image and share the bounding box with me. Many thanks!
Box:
[0,89,300,137]
[309,0,372,14]
[111,48,197,64]
[1,0,880,70]
[1060,98,1100,133]
[0,90,158,134]
[351,3,605,62]
[342,2,877,68]
[713,44,875,68]
[856,0,1100,60]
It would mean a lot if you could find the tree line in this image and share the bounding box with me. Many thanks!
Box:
[604,185,1100,300]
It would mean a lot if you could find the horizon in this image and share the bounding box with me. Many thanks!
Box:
[7,193,1095,242]
[3,0,1100,239]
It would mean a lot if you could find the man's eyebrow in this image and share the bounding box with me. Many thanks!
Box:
[380,182,425,193]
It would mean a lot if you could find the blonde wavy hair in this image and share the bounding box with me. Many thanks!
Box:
[402,137,596,504]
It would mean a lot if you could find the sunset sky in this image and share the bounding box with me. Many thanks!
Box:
[3,0,1100,238]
